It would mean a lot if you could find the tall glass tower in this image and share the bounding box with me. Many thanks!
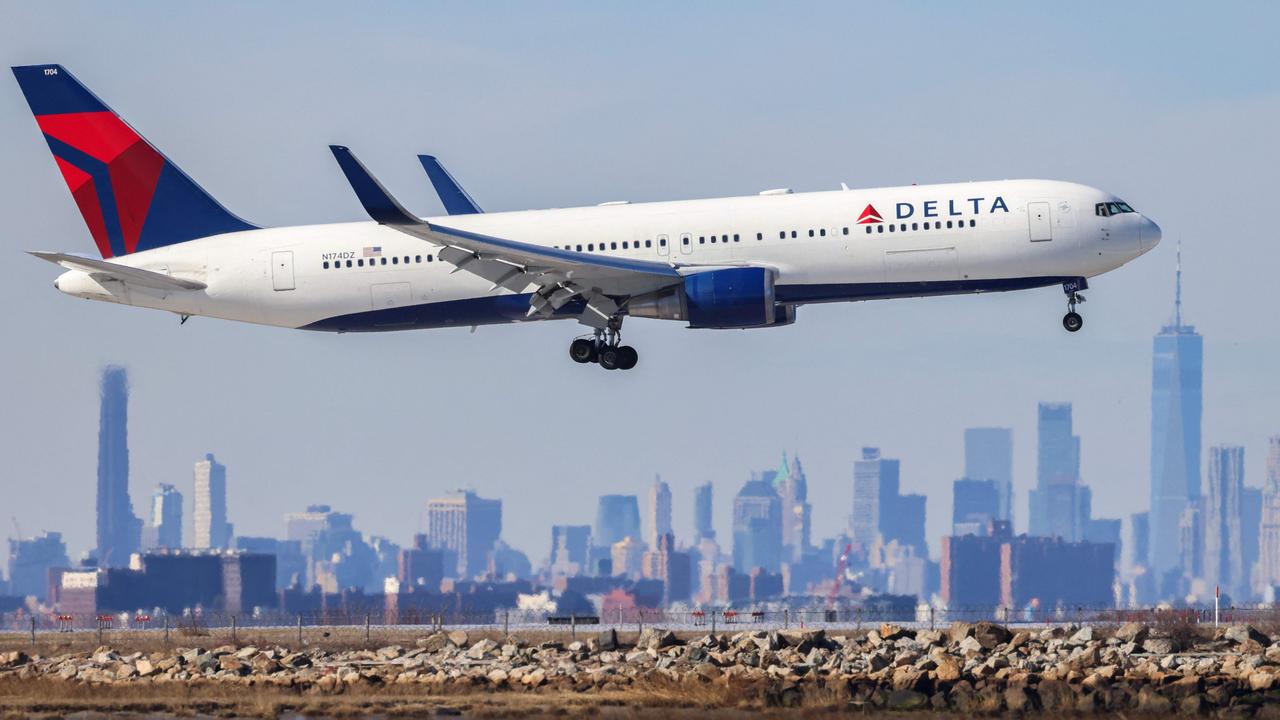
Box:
[1148,242,1203,595]
[96,366,141,567]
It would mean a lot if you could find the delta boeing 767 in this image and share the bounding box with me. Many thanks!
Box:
[14,64,1160,371]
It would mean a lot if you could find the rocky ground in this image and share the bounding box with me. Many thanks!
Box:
[1,621,1279,717]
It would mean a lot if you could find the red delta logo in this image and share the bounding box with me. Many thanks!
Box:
[857,204,883,224]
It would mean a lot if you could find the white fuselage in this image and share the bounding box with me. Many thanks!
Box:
[52,179,1159,331]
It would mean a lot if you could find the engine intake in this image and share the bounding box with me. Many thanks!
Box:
[629,267,781,329]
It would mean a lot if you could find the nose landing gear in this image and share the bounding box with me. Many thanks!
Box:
[568,318,638,370]
[1062,278,1087,333]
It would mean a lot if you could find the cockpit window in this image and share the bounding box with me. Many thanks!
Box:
[1095,201,1136,217]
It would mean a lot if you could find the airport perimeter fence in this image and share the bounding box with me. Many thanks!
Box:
[3,603,1278,650]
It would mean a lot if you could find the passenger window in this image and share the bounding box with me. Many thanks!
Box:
[779,231,785,239]
[380,258,386,265]
[622,241,628,249]
[323,261,329,269]
[808,229,814,237]
[700,237,706,244]
[969,219,976,227]
[392,257,398,265]
[820,229,826,237]
[588,244,594,251]
[877,225,884,233]
[791,231,797,238]
[346,260,352,267]
[682,237,690,246]
[899,224,906,231]
[415,255,421,263]
[946,221,953,228]
[843,227,849,235]
[757,232,763,240]
[428,255,434,262]
[889,225,895,233]
[733,234,740,242]
[611,242,617,250]
[646,240,653,248]
[722,235,728,242]
[865,226,872,234]
[576,244,583,251]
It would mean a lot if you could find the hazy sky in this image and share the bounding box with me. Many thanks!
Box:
[2,2,1277,568]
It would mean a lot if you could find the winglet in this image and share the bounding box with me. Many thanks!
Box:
[417,155,483,215]
[328,145,424,227]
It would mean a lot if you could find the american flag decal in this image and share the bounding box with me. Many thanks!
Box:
[362,246,382,258]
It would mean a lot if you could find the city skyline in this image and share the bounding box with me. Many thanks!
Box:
[2,4,1278,578]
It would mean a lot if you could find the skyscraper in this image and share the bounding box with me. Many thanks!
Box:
[775,453,812,561]
[733,473,782,573]
[425,490,502,579]
[6,531,69,601]
[595,495,641,548]
[1028,403,1089,541]
[964,427,1014,524]
[849,448,884,547]
[95,366,141,567]
[1260,437,1280,594]
[150,484,183,549]
[549,525,591,570]
[1204,446,1244,598]
[193,453,232,549]
[1148,244,1203,595]
[694,482,715,540]
[647,476,672,548]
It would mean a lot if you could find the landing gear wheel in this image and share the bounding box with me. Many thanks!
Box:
[616,346,638,370]
[569,338,596,364]
[1063,312,1083,333]
[598,347,620,370]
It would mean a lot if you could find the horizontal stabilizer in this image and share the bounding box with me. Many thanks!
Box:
[29,251,206,290]
[418,155,482,215]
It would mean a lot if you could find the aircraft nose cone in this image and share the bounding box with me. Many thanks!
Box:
[1140,215,1162,251]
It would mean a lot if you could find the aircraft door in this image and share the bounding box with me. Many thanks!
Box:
[679,233,692,255]
[657,234,669,257]
[1028,202,1052,242]
[271,251,295,291]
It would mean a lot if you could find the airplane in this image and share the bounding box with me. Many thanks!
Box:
[13,64,1161,371]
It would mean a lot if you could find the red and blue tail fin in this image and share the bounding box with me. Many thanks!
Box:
[12,64,255,258]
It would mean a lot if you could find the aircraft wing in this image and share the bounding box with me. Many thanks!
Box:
[330,146,682,326]
[28,251,207,290]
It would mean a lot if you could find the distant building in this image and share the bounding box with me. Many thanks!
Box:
[1129,511,1150,573]
[59,550,275,615]
[641,533,691,605]
[149,484,183,549]
[964,427,1014,524]
[849,448,883,548]
[611,536,646,579]
[595,495,641,548]
[7,531,69,601]
[1204,445,1245,599]
[647,477,672,549]
[714,565,750,605]
[1241,486,1262,598]
[694,482,715,540]
[193,454,232,549]
[940,526,1007,611]
[1260,438,1280,594]
[733,474,782,573]
[425,490,502,580]
[549,525,591,574]
[490,541,531,580]
[397,534,445,591]
[853,448,927,556]
[1000,536,1115,609]
[749,567,784,601]
[953,478,1001,535]
[1178,501,1203,581]
[1028,403,1090,541]
[234,536,306,591]
[95,366,141,567]
[283,505,379,592]
[1148,256,1202,598]
[775,453,812,561]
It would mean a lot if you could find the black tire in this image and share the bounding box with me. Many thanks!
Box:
[1063,312,1083,333]
[569,338,596,363]
[598,347,620,370]
[616,345,638,370]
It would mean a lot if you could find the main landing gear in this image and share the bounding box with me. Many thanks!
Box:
[1062,278,1087,333]
[569,319,638,371]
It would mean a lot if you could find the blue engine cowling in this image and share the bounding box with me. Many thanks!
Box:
[684,267,776,329]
